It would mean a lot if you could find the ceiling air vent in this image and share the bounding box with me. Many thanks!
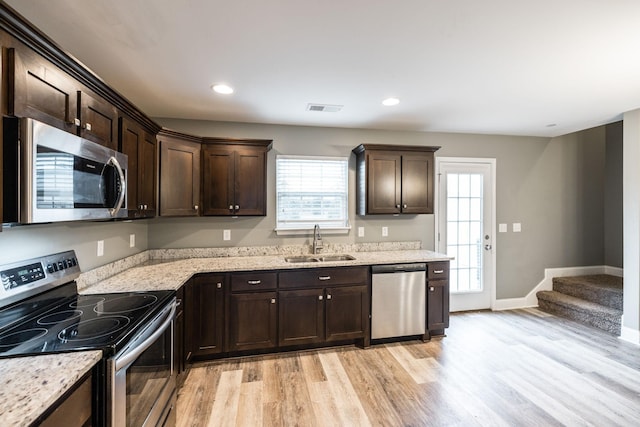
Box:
[307,103,343,112]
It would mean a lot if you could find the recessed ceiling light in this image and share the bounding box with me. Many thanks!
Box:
[382,97,400,106]
[212,84,234,94]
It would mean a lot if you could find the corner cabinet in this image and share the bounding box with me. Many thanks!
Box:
[158,129,201,216]
[202,139,272,216]
[353,144,440,215]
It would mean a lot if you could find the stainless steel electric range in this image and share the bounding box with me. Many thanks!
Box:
[0,250,177,427]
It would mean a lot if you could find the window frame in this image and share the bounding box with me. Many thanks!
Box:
[275,154,351,236]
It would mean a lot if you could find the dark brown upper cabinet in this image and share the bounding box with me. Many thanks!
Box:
[119,116,157,219]
[158,130,201,217]
[8,46,118,150]
[353,144,440,215]
[201,139,272,216]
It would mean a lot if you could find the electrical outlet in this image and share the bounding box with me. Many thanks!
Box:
[129,234,135,248]
[513,223,522,232]
[223,230,231,241]
[97,240,104,257]
[358,227,365,237]
[382,226,388,237]
[499,223,507,233]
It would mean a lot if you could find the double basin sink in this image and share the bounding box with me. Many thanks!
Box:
[284,254,356,263]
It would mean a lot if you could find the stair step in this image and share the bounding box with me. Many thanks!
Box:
[552,274,622,310]
[536,290,622,335]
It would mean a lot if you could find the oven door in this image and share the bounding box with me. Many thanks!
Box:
[108,300,176,427]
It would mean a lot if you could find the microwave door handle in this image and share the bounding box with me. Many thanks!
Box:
[107,156,126,216]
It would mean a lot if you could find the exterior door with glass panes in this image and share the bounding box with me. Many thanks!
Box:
[437,159,495,311]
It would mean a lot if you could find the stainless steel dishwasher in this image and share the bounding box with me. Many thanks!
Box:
[371,263,426,339]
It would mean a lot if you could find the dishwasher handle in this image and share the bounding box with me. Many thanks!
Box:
[371,263,426,274]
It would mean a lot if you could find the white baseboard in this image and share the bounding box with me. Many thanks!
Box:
[492,265,622,311]
[620,325,640,346]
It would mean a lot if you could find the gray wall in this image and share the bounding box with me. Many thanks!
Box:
[152,118,608,299]
[605,121,623,268]
[0,118,612,300]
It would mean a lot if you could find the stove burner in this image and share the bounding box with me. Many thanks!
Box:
[94,294,158,314]
[37,310,83,325]
[0,328,48,348]
[58,316,130,342]
[70,296,106,308]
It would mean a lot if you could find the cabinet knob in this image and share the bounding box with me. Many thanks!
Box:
[429,286,435,292]
[403,204,407,209]
[247,280,262,285]
[84,122,92,131]
[270,298,276,304]
[229,205,234,210]
[396,204,400,209]
[235,205,240,210]
[318,276,331,281]
[216,282,222,289]
[194,205,199,210]
[327,294,332,300]
[74,118,81,126]
[318,295,323,300]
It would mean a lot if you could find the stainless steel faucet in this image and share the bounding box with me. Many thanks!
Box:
[312,224,323,254]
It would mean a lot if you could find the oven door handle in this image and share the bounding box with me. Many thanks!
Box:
[115,301,176,371]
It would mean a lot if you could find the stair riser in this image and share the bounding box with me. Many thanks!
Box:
[552,281,622,310]
[538,299,621,335]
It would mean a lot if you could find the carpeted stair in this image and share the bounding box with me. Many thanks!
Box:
[536,274,623,335]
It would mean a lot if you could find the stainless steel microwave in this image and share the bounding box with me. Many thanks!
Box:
[3,117,128,224]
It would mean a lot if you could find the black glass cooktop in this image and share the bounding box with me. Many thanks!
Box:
[0,287,173,358]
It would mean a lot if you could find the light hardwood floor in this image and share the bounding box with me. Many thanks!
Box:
[176,309,640,426]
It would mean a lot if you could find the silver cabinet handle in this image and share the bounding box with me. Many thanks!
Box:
[327,294,332,300]
[270,298,276,304]
[318,276,331,281]
[434,270,444,274]
[216,282,222,289]
[248,280,261,285]
[318,295,323,300]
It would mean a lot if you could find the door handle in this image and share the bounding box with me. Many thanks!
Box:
[484,244,492,251]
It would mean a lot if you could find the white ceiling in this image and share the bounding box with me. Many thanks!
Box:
[6,0,640,137]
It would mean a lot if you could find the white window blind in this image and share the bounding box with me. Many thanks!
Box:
[276,155,349,232]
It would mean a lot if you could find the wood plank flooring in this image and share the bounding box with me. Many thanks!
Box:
[176,308,640,426]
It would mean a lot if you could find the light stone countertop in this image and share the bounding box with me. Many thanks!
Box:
[80,249,452,294]
[0,350,102,427]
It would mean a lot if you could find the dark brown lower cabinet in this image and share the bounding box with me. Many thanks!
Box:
[278,288,325,347]
[190,274,225,358]
[39,371,92,427]
[227,291,278,352]
[325,285,368,343]
[427,280,450,333]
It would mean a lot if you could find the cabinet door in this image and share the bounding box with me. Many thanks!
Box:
[227,291,277,352]
[9,47,77,134]
[401,152,434,214]
[325,285,368,342]
[202,147,234,215]
[119,117,140,218]
[159,136,201,216]
[234,148,266,215]
[78,91,118,150]
[192,275,225,357]
[278,288,325,347]
[427,280,450,332]
[366,151,401,214]
[139,131,157,217]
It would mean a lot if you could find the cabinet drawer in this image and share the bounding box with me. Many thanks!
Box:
[279,266,368,289]
[427,262,449,280]
[231,272,277,292]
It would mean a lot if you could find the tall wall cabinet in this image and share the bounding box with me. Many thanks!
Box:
[353,144,440,215]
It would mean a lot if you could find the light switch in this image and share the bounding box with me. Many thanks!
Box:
[382,226,388,237]
[97,240,104,257]
[129,234,135,248]
[513,223,522,232]
[499,223,507,233]
[223,230,231,241]
[358,227,365,237]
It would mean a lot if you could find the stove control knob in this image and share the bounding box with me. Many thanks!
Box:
[1,274,10,290]
[47,264,54,274]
